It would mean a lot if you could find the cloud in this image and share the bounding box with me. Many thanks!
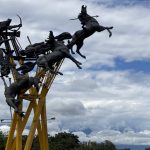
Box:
[74,129,150,145]
[47,99,86,116]
[0,0,150,145]
[0,125,10,135]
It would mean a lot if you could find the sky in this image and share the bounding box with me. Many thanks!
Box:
[0,0,150,145]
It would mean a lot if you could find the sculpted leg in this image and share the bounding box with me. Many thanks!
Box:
[66,53,82,69]
[96,25,113,37]
[76,41,85,59]
[68,40,75,54]
[6,98,24,117]
[48,64,63,75]
[6,98,19,113]
[106,26,113,37]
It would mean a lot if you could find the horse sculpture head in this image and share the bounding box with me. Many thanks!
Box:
[81,5,87,15]
[78,5,88,25]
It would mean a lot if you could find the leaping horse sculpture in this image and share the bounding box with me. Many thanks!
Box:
[68,5,113,59]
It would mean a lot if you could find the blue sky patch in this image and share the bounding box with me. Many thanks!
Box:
[88,0,150,7]
[90,57,150,73]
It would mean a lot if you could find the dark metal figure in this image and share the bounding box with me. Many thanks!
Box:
[54,32,72,41]
[0,49,11,77]
[0,16,22,34]
[1,71,40,117]
[36,31,82,75]
[16,62,36,74]
[19,32,72,59]
[0,15,21,39]
[19,42,51,58]
[68,5,113,59]
[0,38,11,46]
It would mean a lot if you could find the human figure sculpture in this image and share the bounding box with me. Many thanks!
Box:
[67,5,113,59]
[1,70,40,117]
[36,31,82,75]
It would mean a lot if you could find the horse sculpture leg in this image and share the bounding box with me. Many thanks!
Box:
[66,52,82,69]
[68,40,75,54]
[96,25,113,37]
[106,26,113,37]
[6,99,18,112]
[76,41,86,59]
[6,98,24,117]
[71,47,75,54]
[45,62,63,75]
[67,40,75,54]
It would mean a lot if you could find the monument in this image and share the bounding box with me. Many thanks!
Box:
[0,6,113,150]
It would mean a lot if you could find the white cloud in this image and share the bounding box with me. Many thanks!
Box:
[0,125,10,135]
[73,129,150,145]
[0,0,150,145]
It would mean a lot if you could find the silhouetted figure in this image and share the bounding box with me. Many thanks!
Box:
[0,38,11,46]
[16,62,36,74]
[0,17,22,34]
[19,32,72,59]
[68,5,113,59]
[19,42,50,58]
[36,31,82,75]
[54,32,72,41]
[1,71,40,117]
[0,49,11,77]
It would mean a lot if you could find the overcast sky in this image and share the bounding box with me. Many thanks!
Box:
[0,0,150,145]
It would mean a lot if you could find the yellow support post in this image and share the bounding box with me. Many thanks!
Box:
[5,113,17,150]
[41,102,49,150]
[16,100,23,150]
[5,60,63,150]
[24,96,46,150]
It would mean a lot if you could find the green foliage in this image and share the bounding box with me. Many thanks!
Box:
[4,132,117,150]
[78,140,116,150]
[145,148,150,150]
[118,148,130,150]
[48,132,116,150]
[49,132,80,150]
[0,131,6,150]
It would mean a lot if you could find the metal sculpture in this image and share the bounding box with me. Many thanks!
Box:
[2,73,40,117]
[16,62,36,74]
[0,6,113,150]
[54,32,72,41]
[68,5,113,59]
[0,16,22,37]
[19,42,50,58]
[36,31,82,74]
[0,49,11,77]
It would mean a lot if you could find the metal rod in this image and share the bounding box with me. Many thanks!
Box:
[27,36,32,44]
[69,15,99,20]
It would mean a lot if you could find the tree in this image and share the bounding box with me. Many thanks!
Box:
[0,131,6,150]
[78,140,116,150]
[49,132,80,150]
[103,140,116,150]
